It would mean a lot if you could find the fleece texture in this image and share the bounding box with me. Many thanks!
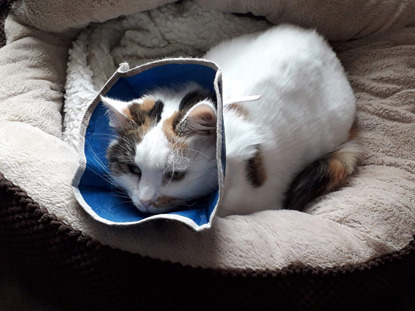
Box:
[0,0,415,270]
[9,0,415,41]
[63,1,270,148]
[197,0,415,41]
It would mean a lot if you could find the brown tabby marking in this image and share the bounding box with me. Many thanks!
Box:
[128,103,151,130]
[245,145,267,187]
[106,131,141,176]
[125,99,164,133]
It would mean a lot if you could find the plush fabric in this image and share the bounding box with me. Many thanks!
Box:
[11,0,175,32]
[0,13,70,137]
[197,0,415,41]
[9,0,415,40]
[0,0,414,271]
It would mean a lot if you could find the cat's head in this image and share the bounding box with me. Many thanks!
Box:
[101,84,218,214]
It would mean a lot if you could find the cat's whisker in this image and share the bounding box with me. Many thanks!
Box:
[112,193,131,199]
[111,188,132,198]
[118,136,137,146]
[174,147,210,159]
[116,197,134,205]
[88,148,112,174]
[92,135,119,142]
[85,156,120,188]
[93,133,118,138]
[86,166,119,187]
[86,164,111,182]
[166,163,175,186]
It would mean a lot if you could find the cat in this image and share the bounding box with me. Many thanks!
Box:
[101,24,361,216]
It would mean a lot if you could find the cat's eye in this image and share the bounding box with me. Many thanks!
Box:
[128,164,141,177]
[165,170,186,181]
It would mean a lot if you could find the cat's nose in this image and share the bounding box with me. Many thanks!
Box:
[139,199,153,208]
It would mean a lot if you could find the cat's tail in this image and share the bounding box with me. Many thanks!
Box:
[284,125,362,211]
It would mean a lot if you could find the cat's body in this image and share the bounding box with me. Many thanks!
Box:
[102,25,360,216]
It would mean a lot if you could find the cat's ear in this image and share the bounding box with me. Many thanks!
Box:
[100,96,133,129]
[178,101,217,136]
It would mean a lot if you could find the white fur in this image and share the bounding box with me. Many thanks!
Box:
[109,25,356,216]
[204,25,356,216]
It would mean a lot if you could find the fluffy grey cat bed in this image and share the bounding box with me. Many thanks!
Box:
[1,0,415,310]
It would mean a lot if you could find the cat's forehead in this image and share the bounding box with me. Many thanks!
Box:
[117,85,215,165]
[133,121,189,168]
[123,88,210,143]
[126,86,213,125]
[134,125,171,169]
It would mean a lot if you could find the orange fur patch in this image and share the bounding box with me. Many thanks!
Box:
[327,157,349,190]
[140,98,156,112]
[162,112,179,142]
[162,112,188,150]
[327,140,361,191]
[327,122,361,189]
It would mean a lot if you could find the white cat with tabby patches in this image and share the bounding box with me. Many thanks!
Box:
[102,24,361,216]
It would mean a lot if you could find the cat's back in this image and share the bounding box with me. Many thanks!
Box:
[204,24,340,97]
[205,24,355,132]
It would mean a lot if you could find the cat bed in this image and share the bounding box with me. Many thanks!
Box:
[1,0,415,309]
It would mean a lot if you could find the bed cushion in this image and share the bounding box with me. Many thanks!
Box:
[0,0,414,273]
